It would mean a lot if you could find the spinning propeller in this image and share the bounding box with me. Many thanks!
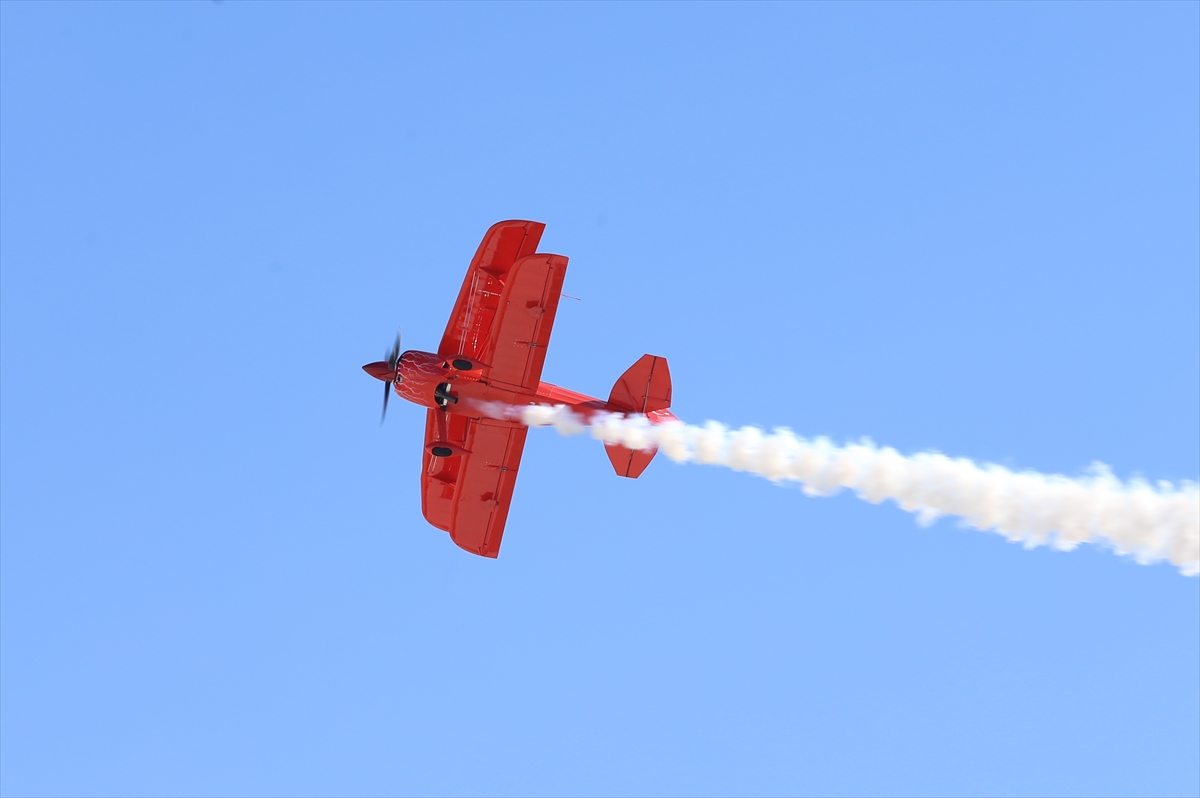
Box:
[362,330,402,424]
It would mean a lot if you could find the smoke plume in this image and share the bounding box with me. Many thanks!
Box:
[516,404,1200,575]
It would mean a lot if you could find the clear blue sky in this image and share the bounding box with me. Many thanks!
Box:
[2,3,1197,797]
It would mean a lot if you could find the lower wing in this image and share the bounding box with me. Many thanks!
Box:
[420,410,528,558]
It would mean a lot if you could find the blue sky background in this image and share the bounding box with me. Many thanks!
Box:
[2,3,1197,796]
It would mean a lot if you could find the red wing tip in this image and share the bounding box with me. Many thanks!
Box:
[451,537,500,558]
[488,219,545,235]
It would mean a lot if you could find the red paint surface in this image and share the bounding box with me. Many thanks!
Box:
[363,221,676,558]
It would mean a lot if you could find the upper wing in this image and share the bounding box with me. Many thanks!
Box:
[439,220,545,363]
[420,410,528,558]
[438,221,568,391]
[485,253,568,390]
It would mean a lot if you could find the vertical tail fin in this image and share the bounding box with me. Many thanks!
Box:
[605,355,672,478]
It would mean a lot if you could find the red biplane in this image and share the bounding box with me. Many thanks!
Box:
[363,220,677,558]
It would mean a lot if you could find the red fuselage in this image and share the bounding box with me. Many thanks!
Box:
[365,349,673,425]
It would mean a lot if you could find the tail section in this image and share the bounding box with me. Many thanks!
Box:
[605,355,672,479]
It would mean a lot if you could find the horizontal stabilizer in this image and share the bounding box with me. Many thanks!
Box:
[608,354,671,414]
[604,355,672,479]
[605,442,656,479]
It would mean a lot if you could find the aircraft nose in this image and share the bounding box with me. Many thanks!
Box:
[363,361,397,381]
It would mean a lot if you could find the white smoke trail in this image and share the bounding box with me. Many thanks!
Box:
[518,404,1200,575]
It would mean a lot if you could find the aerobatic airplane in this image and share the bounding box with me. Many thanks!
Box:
[363,220,677,558]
